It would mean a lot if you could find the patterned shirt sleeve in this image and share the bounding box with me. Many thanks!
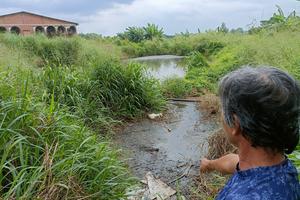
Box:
[216,159,300,200]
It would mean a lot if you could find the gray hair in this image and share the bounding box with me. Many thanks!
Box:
[219,66,300,154]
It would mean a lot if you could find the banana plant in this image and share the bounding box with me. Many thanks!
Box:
[143,23,164,40]
[260,5,297,27]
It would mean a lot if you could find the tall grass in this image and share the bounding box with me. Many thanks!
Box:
[90,59,165,118]
[0,34,165,199]
[161,77,193,98]
[184,31,300,91]
[0,96,134,199]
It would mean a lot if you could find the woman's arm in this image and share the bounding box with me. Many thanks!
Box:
[200,153,239,174]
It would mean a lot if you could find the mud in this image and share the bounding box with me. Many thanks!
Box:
[114,101,217,193]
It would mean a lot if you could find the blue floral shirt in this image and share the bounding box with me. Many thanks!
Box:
[216,159,300,200]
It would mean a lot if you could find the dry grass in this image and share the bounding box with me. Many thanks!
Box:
[191,129,237,199]
[198,92,237,159]
[191,173,229,200]
[198,92,221,119]
[206,129,237,160]
[191,93,237,199]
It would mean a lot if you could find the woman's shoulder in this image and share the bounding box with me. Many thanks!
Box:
[216,159,300,200]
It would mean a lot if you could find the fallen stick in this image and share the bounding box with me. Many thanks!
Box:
[168,163,193,184]
[168,98,200,102]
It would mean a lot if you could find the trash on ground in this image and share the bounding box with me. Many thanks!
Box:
[126,172,177,200]
[145,172,176,199]
[148,113,163,120]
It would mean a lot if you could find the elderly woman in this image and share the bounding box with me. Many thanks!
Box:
[200,67,300,199]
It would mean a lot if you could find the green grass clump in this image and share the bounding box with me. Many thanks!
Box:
[185,51,209,69]
[90,60,165,118]
[185,46,241,92]
[161,77,193,98]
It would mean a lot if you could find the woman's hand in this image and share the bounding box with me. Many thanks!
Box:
[200,157,213,173]
[200,154,239,175]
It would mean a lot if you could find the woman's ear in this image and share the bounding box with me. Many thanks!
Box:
[232,114,241,136]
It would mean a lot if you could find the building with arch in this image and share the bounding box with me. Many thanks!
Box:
[0,11,78,36]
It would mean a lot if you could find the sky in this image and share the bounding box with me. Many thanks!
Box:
[0,0,300,36]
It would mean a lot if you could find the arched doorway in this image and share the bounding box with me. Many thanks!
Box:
[10,26,20,35]
[67,26,77,35]
[0,26,6,33]
[35,26,44,34]
[57,26,66,35]
[46,26,56,36]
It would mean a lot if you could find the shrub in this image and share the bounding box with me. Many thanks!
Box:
[185,51,209,69]
[195,39,224,56]
[161,77,193,98]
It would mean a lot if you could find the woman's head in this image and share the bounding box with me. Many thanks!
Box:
[219,66,300,154]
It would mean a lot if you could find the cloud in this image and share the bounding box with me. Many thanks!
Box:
[78,0,300,35]
[0,0,132,15]
[0,0,299,35]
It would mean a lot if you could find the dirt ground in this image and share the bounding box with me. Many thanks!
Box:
[114,93,236,199]
[114,100,218,196]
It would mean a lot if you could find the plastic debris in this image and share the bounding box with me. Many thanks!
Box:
[126,172,177,200]
[144,172,176,200]
[148,113,163,120]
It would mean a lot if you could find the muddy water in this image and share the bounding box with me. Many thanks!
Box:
[116,55,217,191]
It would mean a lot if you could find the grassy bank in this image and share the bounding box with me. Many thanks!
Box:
[0,34,165,199]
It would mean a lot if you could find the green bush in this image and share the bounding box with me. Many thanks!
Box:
[161,77,193,98]
[195,39,224,56]
[185,47,241,91]
[185,51,209,69]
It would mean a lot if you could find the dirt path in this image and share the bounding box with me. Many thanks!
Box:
[114,101,218,194]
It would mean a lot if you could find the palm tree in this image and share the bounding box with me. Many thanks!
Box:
[143,23,164,40]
